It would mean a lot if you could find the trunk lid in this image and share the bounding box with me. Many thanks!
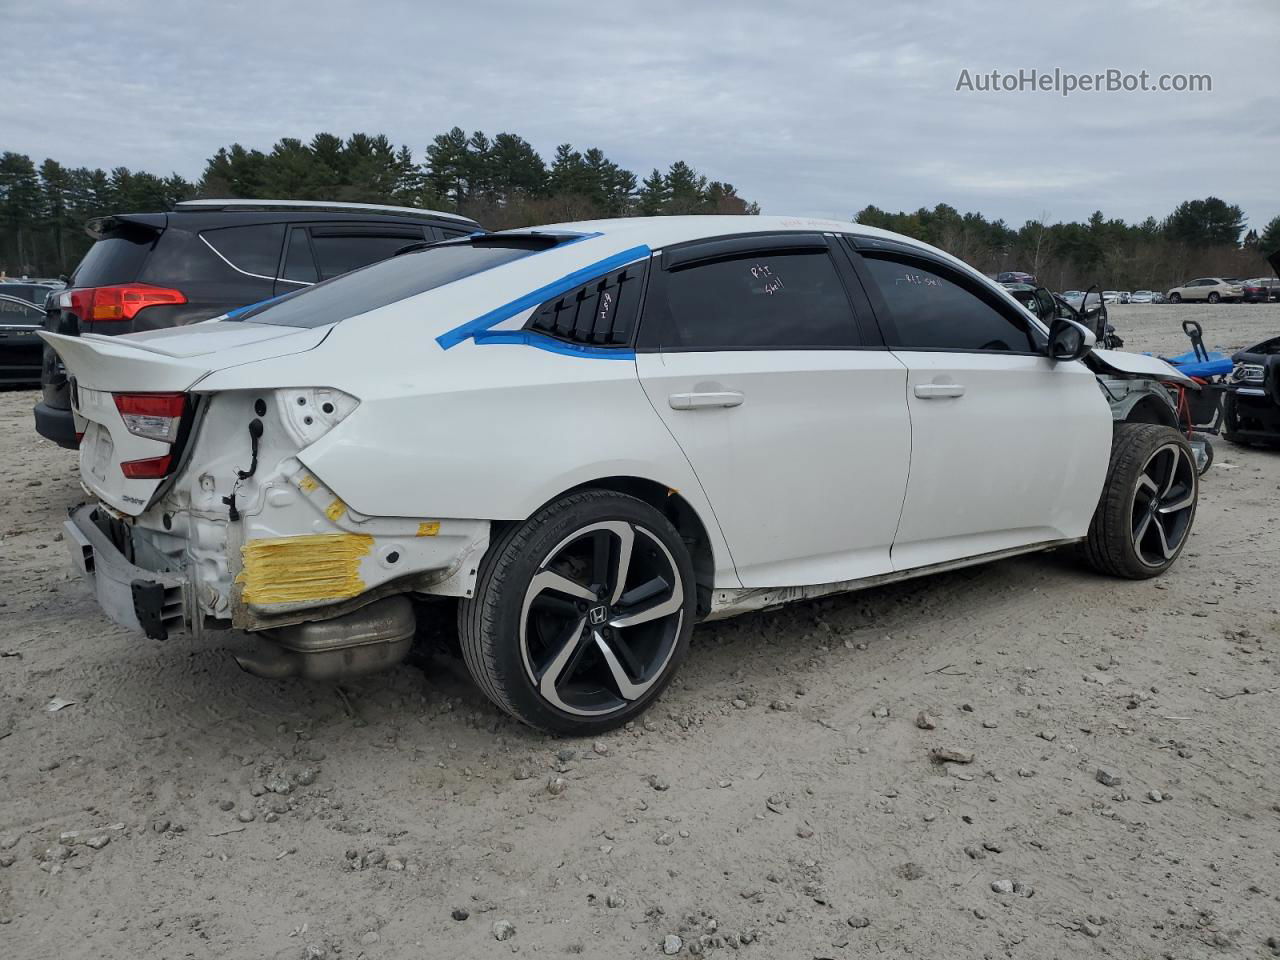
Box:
[39,321,331,515]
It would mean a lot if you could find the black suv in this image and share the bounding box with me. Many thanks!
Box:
[34,200,481,447]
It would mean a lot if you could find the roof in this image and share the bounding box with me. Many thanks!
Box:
[174,198,479,226]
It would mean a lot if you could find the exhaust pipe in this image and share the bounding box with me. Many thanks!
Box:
[235,595,416,681]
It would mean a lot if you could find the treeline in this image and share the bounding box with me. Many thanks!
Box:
[856,198,1279,291]
[4,130,1275,290]
[0,129,759,276]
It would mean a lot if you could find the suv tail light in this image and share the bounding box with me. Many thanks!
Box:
[65,284,186,324]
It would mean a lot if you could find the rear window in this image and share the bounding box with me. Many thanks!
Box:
[201,224,286,277]
[311,232,424,280]
[231,237,555,329]
[71,230,156,287]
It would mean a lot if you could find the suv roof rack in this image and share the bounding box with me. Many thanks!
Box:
[173,198,478,226]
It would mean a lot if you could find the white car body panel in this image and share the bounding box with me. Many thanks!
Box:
[636,349,911,587]
[1090,347,1197,386]
[38,214,1184,639]
[889,352,1111,569]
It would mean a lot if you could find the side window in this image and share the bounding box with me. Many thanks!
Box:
[524,262,645,347]
[281,228,318,284]
[309,228,425,280]
[860,254,1035,353]
[201,224,286,278]
[648,250,859,350]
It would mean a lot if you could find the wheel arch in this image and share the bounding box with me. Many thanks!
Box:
[1122,393,1180,429]
[517,475,726,616]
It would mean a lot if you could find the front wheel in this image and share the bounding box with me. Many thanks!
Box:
[458,490,695,734]
[1083,423,1198,579]
[1169,293,1182,303]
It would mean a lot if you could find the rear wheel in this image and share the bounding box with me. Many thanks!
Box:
[1083,423,1198,579]
[1207,291,1221,304]
[458,490,695,734]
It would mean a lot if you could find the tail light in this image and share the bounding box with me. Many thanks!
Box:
[120,454,174,479]
[114,392,187,442]
[113,392,187,480]
[64,284,186,324]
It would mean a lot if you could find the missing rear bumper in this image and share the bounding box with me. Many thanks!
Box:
[64,504,188,640]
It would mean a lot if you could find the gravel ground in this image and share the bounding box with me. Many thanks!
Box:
[1,303,1278,959]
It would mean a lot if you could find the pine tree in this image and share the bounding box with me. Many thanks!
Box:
[424,127,471,209]
[1260,215,1280,255]
[637,168,667,215]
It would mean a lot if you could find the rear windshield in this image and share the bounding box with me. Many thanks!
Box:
[230,236,557,328]
[71,228,157,287]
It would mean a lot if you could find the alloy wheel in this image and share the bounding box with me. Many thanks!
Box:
[1131,442,1196,567]
[519,520,684,717]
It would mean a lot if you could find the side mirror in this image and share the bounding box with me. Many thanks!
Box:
[1031,286,1057,322]
[1047,316,1096,362]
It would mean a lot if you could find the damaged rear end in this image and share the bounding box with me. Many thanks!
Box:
[42,321,488,678]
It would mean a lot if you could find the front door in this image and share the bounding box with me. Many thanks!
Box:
[852,246,1111,571]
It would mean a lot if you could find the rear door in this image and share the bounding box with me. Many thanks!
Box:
[635,233,911,588]
[850,242,1111,571]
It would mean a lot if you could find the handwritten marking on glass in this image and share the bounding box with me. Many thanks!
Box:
[750,262,786,295]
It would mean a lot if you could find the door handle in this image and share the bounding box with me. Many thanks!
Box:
[913,383,966,399]
[668,391,745,410]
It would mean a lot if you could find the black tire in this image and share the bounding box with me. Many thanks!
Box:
[1207,292,1220,304]
[458,490,696,735]
[1083,423,1198,579]
[1169,293,1181,303]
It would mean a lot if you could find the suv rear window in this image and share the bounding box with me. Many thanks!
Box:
[201,224,286,277]
[71,229,156,287]
[232,236,557,329]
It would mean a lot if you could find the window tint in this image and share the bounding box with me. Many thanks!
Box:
[71,230,155,287]
[649,250,858,350]
[281,228,318,283]
[202,224,286,277]
[861,254,1034,352]
[232,238,551,329]
[311,232,423,280]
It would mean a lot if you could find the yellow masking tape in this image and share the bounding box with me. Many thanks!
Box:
[237,533,373,605]
[325,499,347,522]
[416,521,441,537]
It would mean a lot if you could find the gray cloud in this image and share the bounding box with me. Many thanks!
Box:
[3,0,1277,230]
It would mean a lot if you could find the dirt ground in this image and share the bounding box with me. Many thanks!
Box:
[1,303,1278,960]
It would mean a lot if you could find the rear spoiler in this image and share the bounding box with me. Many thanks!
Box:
[84,213,168,241]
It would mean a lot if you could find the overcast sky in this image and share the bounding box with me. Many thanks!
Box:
[4,0,1277,231]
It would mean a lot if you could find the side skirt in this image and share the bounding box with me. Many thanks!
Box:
[704,537,1083,621]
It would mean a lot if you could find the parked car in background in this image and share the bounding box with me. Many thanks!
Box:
[43,215,1201,734]
[1241,278,1280,303]
[1130,290,1154,304]
[1118,291,1132,304]
[0,279,63,309]
[34,199,481,448]
[0,289,48,384]
[1102,290,1121,304]
[1166,277,1243,303]
[1152,291,1167,303]
[996,270,1036,284]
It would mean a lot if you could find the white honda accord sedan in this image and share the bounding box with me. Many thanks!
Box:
[44,216,1200,734]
